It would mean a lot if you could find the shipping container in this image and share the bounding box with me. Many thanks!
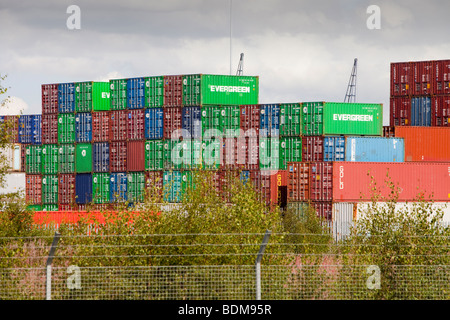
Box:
[260,104,280,137]
[25,145,42,174]
[146,76,164,107]
[18,115,41,144]
[127,77,146,109]
[163,170,182,203]
[309,162,333,201]
[75,173,92,204]
[236,136,259,170]
[41,114,58,144]
[20,143,27,172]
[127,140,145,172]
[394,126,450,162]
[0,144,22,172]
[287,162,309,202]
[75,112,93,143]
[41,144,59,174]
[411,96,431,126]
[42,204,59,212]
[390,96,411,126]
[182,74,259,106]
[92,172,110,204]
[390,62,412,96]
[323,136,345,161]
[93,142,110,172]
[109,78,128,110]
[26,174,42,205]
[0,172,25,194]
[163,75,183,107]
[127,109,145,140]
[280,137,302,170]
[127,172,145,204]
[145,140,164,171]
[269,170,288,206]
[344,137,404,162]
[202,105,222,137]
[58,174,75,204]
[58,113,76,144]
[163,107,182,139]
[110,172,127,203]
[302,136,323,162]
[202,138,221,170]
[259,138,279,170]
[332,162,450,202]
[311,201,333,220]
[41,84,59,114]
[383,126,396,138]
[280,103,301,136]
[0,115,19,143]
[331,202,355,240]
[27,205,42,211]
[432,95,450,127]
[253,170,272,205]
[109,110,128,142]
[221,106,241,137]
[301,102,323,136]
[179,139,202,169]
[240,105,260,137]
[434,59,450,95]
[75,81,110,112]
[145,108,164,140]
[145,171,163,198]
[182,106,202,139]
[58,83,75,113]
[58,144,75,173]
[42,174,58,204]
[109,141,127,172]
[92,111,110,142]
[412,61,434,95]
[75,143,93,173]
[163,139,183,170]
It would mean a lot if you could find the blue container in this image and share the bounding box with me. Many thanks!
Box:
[182,106,202,139]
[127,77,146,109]
[163,171,182,203]
[145,108,164,140]
[93,142,110,172]
[75,173,92,204]
[324,136,345,161]
[240,171,250,185]
[260,104,280,137]
[18,115,41,144]
[58,83,75,113]
[110,172,127,202]
[345,137,405,162]
[411,97,431,126]
[75,112,92,143]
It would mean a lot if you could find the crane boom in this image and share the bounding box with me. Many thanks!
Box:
[344,58,357,103]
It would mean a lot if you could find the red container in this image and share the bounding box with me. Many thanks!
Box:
[164,107,182,139]
[222,136,259,170]
[302,136,323,162]
[240,105,260,137]
[146,171,163,190]
[332,162,450,202]
[163,75,183,107]
[92,111,110,142]
[391,62,412,96]
[269,170,287,204]
[41,114,58,144]
[58,174,76,204]
[127,109,145,141]
[383,126,396,137]
[311,201,332,221]
[431,95,450,127]
[127,140,145,172]
[309,162,333,201]
[109,110,128,142]
[110,141,127,172]
[41,84,59,114]
[433,59,450,95]
[287,162,310,202]
[3,115,19,143]
[390,96,411,126]
[251,170,271,205]
[394,126,450,162]
[21,144,28,172]
[26,174,42,205]
[58,204,76,211]
[412,61,434,95]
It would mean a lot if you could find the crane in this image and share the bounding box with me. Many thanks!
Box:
[236,53,244,76]
[344,58,357,103]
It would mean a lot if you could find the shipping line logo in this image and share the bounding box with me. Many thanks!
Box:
[333,114,374,122]
[209,85,251,93]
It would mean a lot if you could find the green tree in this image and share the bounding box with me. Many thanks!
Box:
[0,74,14,188]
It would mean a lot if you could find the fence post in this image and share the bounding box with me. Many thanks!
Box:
[46,231,61,300]
[255,230,271,300]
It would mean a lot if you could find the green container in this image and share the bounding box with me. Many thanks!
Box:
[182,74,259,106]
[287,202,311,218]
[163,140,183,170]
[58,114,76,144]
[58,144,75,173]
[259,138,280,170]
[26,145,42,174]
[322,102,383,136]
[145,76,164,108]
[221,105,240,137]
[202,139,221,170]
[75,81,110,112]
[280,137,302,170]
[280,103,301,136]
[127,172,146,203]
[110,79,127,110]
[301,102,323,136]
[42,174,58,204]
[42,204,58,211]
[145,140,164,171]
[75,143,93,173]
[27,204,42,211]
[41,144,59,174]
[163,140,202,170]
[201,106,222,137]
[92,173,110,204]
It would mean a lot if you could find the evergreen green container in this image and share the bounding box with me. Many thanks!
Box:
[75,81,110,112]
[26,145,42,174]
[280,103,301,136]
[127,172,146,203]
[41,144,59,174]
[58,144,75,173]
[259,138,280,170]
[109,79,127,110]
[145,140,164,171]
[92,172,110,204]
[182,74,259,106]
[58,114,76,144]
[42,174,58,204]
[75,143,93,173]
[145,76,164,108]
[280,137,302,170]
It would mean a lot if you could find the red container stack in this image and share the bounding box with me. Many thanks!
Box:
[309,162,333,201]
[26,174,42,205]
[110,141,127,172]
[302,136,323,162]
[127,140,145,172]
[41,114,58,144]
[41,84,59,114]
[413,60,433,96]
[127,109,145,141]
[287,162,310,202]
[163,75,183,107]
[58,174,76,204]
[240,105,260,136]
[92,111,110,142]
[164,107,182,139]
[109,110,128,141]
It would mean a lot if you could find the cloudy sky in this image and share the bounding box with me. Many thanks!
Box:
[1,0,450,125]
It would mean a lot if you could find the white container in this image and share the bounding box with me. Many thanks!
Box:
[0,144,22,172]
[0,172,26,195]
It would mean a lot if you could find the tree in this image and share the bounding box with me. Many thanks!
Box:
[0,74,14,188]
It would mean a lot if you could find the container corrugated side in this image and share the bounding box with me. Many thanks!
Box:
[431,95,450,127]
[164,107,182,139]
[58,174,75,204]
[127,141,145,172]
[390,62,412,97]
[434,60,450,95]
[324,136,345,161]
[163,171,182,203]
[75,112,93,143]
[109,78,127,110]
[309,162,333,201]
[259,104,280,137]
[41,114,58,144]
[302,136,323,162]
[58,144,75,173]
[58,83,75,113]
[42,84,59,114]
[182,106,202,139]
[110,141,127,172]
[109,110,128,142]
[411,96,431,126]
[287,162,309,202]
[344,137,404,162]
[93,142,110,173]
[25,145,42,174]
[145,76,164,107]
[75,173,92,204]
[92,111,110,142]
[127,109,145,140]
[145,108,164,140]
[41,144,59,174]
[127,77,146,109]
[26,174,42,205]
[92,173,110,204]
[127,172,145,204]
[75,81,110,112]
[75,143,93,173]
[58,114,76,144]
[42,174,58,204]
[145,140,164,171]
[280,137,302,170]
[280,103,301,136]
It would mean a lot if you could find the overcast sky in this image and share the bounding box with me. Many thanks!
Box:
[1,0,450,125]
